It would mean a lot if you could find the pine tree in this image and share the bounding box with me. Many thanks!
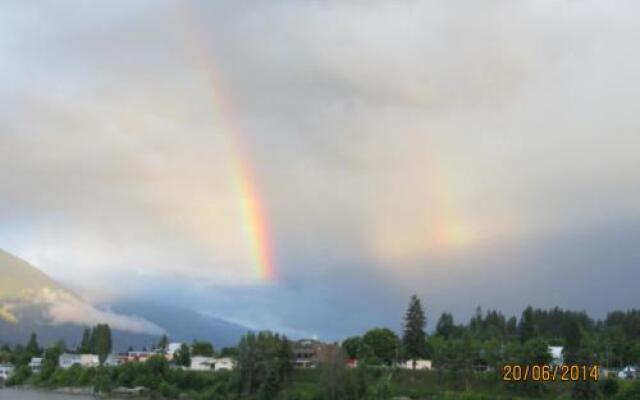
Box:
[403,295,427,368]
[277,335,293,385]
[175,343,191,367]
[157,335,169,353]
[25,332,40,357]
[519,306,536,344]
[80,328,92,353]
[436,313,455,339]
[93,324,112,364]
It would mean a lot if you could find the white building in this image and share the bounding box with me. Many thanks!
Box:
[0,364,14,381]
[398,359,432,370]
[103,354,121,367]
[59,353,100,369]
[29,357,43,374]
[167,343,182,358]
[618,366,638,380]
[548,346,564,366]
[190,356,215,371]
[189,357,236,371]
[211,357,236,371]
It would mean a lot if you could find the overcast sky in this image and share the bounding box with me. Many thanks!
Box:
[1,0,640,339]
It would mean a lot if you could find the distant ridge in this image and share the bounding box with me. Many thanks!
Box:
[0,248,248,350]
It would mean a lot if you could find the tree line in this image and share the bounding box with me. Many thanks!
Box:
[2,299,640,400]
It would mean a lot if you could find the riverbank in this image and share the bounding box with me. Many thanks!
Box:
[3,386,149,399]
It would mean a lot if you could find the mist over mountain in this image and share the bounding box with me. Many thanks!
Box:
[0,249,248,351]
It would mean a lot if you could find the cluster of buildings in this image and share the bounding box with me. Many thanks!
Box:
[291,339,433,370]
[15,342,236,376]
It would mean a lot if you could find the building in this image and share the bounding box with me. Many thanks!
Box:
[189,357,236,371]
[59,353,100,369]
[0,363,14,382]
[103,354,121,367]
[211,357,235,371]
[618,366,638,380]
[125,351,156,363]
[293,339,321,368]
[548,346,564,366]
[292,339,336,368]
[190,356,215,371]
[28,357,43,374]
[346,358,358,368]
[398,359,433,370]
[166,343,182,359]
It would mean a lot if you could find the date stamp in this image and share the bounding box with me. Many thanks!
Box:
[502,364,600,382]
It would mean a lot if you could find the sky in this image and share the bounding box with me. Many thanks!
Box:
[1,0,640,339]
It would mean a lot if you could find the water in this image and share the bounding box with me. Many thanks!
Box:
[0,388,96,399]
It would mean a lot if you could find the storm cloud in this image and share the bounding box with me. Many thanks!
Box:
[1,0,639,338]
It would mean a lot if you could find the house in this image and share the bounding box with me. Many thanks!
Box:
[190,356,215,371]
[103,354,121,367]
[112,386,150,397]
[346,358,358,369]
[292,339,336,368]
[548,346,564,366]
[166,343,182,359]
[28,357,43,374]
[125,351,156,363]
[59,353,100,369]
[189,357,236,371]
[618,366,638,380]
[398,359,432,370]
[0,363,14,382]
[211,357,235,371]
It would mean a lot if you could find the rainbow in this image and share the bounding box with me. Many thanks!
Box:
[177,8,277,281]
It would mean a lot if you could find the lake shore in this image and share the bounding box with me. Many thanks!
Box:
[3,386,149,399]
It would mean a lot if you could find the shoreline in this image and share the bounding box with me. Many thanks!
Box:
[5,385,149,399]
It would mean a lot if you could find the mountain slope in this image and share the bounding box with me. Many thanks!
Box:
[0,248,248,350]
[0,249,65,300]
[112,301,249,349]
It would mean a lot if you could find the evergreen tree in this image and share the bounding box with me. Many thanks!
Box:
[519,306,536,343]
[25,332,40,357]
[277,335,293,385]
[175,343,191,367]
[157,335,169,353]
[92,324,112,364]
[191,340,215,357]
[79,328,92,353]
[403,295,426,368]
[436,313,455,339]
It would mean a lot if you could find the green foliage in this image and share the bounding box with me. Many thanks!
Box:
[518,306,536,344]
[157,335,169,352]
[615,380,640,400]
[175,343,192,367]
[6,364,32,386]
[402,295,427,364]
[25,332,40,357]
[360,328,399,366]
[341,336,361,359]
[90,324,112,365]
[192,340,215,357]
[436,313,456,340]
[237,331,293,397]
[79,328,92,353]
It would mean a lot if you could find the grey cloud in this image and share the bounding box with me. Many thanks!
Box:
[1,0,640,335]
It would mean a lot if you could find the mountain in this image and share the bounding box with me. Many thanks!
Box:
[0,248,65,302]
[0,248,248,351]
[112,301,249,349]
